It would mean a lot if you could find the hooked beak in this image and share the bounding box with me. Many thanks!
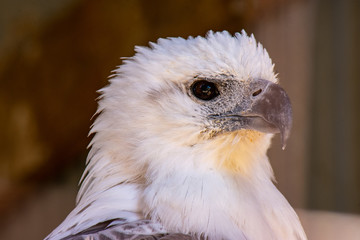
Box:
[210,79,293,149]
[240,79,293,149]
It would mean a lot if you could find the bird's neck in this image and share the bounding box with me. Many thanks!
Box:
[140,132,306,239]
[55,131,306,240]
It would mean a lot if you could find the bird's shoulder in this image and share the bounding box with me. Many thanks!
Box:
[61,218,198,240]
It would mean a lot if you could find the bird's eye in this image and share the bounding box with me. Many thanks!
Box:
[191,80,219,101]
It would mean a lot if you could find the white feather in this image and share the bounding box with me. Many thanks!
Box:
[46,31,306,240]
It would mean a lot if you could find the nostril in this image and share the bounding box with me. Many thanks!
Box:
[252,89,262,97]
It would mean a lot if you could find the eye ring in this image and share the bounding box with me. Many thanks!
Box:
[191,80,219,101]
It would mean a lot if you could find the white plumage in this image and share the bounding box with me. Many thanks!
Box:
[46,30,307,240]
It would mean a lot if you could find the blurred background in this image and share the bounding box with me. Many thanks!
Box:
[0,0,359,239]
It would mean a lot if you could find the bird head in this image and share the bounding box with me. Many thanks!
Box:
[89,30,292,180]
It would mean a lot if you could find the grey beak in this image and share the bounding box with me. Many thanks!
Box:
[241,79,293,149]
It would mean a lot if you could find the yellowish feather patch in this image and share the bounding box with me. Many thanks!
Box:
[211,130,264,174]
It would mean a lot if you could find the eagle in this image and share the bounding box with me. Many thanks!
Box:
[45,31,307,240]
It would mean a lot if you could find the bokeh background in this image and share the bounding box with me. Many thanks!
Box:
[0,0,359,239]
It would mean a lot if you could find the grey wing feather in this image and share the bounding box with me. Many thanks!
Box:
[61,219,198,240]
[65,232,195,240]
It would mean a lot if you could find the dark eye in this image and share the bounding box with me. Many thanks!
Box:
[191,80,219,101]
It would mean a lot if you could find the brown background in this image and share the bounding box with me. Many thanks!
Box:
[0,0,359,239]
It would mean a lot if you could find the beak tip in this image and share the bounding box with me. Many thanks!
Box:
[280,127,291,150]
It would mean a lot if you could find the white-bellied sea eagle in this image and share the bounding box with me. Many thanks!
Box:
[45,30,307,240]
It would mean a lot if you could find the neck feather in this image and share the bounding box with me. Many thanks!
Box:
[49,130,306,240]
